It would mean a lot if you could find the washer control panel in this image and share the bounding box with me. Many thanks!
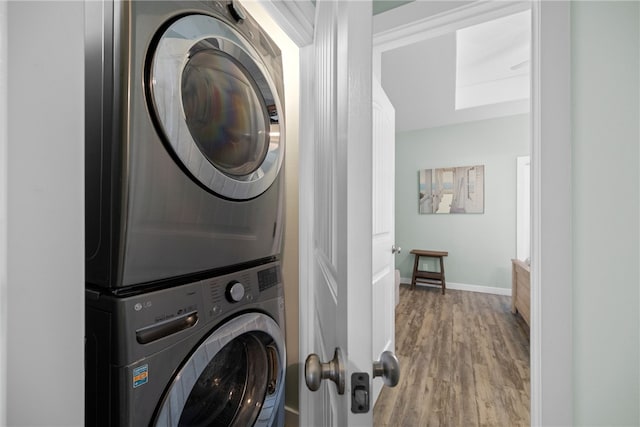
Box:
[91,260,283,364]
[206,262,282,319]
[226,280,245,303]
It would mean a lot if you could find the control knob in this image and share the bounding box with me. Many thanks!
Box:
[228,1,246,23]
[226,281,245,303]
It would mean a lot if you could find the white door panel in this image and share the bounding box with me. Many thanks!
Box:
[371,77,396,404]
[299,1,374,425]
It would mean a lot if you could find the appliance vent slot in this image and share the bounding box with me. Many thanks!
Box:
[258,266,279,292]
[210,282,224,305]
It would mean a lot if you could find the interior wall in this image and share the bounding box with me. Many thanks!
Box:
[240,1,301,420]
[395,114,529,290]
[6,2,84,425]
[571,1,640,424]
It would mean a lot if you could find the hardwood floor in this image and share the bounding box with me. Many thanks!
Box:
[373,285,530,426]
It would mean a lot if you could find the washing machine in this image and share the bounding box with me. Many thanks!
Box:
[85,260,286,426]
[85,0,286,291]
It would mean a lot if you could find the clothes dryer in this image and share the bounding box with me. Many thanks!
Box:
[85,0,285,291]
[85,261,286,426]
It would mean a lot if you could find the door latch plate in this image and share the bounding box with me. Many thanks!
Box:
[351,372,370,413]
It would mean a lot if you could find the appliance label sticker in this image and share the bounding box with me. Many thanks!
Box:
[133,365,148,388]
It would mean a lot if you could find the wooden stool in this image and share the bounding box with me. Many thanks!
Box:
[410,249,449,294]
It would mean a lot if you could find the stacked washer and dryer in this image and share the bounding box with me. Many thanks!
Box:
[84,1,287,425]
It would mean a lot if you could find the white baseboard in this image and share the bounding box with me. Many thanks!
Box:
[284,405,299,427]
[400,277,512,296]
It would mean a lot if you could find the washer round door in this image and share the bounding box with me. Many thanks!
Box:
[154,313,286,427]
[148,13,284,200]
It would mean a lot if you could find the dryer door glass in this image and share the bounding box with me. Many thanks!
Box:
[181,47,269,177]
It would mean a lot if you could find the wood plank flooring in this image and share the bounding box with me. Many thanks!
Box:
[373,285,530,427]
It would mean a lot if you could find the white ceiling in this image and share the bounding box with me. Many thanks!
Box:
[374,2,531,132]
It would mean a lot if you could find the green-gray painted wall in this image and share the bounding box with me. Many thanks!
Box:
[395,114,530,289]
[572,2,639,424]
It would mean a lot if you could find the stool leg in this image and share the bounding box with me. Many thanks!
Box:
[411,255,419,290]
[440,256,446,295]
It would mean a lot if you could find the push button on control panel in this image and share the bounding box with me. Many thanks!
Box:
[226,280,245,303]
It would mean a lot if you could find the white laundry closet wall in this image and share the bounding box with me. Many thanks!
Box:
[4,2,84,425]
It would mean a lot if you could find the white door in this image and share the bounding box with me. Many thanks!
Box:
[371,77,397,405]
[298,0,375,425]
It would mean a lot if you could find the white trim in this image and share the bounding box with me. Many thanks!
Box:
[530,1,572,425]
[297,44,314,427]
[530,5,542,424]
[284,405,300,427]
[400,278,512,297]
[516,156,531,262]
[257,0,314,47]
[373,0,530,53]
[0,0,7,424]
[371,0,533,127]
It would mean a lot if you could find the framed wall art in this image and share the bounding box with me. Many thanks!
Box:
[418,165,485,214]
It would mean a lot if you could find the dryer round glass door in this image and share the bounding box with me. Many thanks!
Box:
[148,14,284,200]
[153,313,286,427]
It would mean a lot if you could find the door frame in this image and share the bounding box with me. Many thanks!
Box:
[374,2,571,424]
[262,0,572,424]
[530,2,572,424]
[0,1,7,424]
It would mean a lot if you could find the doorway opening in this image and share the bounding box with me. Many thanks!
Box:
[372,2,532,424]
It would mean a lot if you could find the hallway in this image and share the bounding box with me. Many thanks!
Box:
[374,285,530,426]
